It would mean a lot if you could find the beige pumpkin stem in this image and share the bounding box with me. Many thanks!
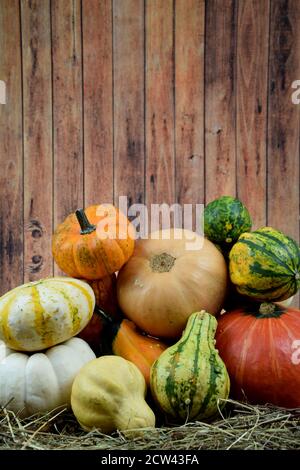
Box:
[150,252,176,273]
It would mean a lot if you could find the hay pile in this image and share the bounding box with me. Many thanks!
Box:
[1,399,300,450]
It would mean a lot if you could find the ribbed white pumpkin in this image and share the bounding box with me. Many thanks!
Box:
[0,337,95,417]
[0,277,95,351]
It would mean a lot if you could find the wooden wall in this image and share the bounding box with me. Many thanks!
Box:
[0,0,299,305]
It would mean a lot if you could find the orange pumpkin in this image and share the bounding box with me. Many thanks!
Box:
[117,229,228,339]
[216,302,300,408]
[78,274,119,353]
[97,308,168,386]
[52,205,135,280]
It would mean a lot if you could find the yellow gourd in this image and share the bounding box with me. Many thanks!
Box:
[71,356,155,433]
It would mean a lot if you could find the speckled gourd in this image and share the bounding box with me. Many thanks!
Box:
[150,311,230,423]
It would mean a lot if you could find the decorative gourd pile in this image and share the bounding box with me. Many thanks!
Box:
[0,198,299,433]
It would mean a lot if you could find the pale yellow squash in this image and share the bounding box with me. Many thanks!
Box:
[117,229,228,338]
[0,277,95,351]
[71,356,155,433]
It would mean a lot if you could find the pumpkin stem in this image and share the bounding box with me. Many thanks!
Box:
[94,306,113,325]
[75,209,96,235]
[150,252,176,273]
[259,302,276,316]
[95,306,121,346]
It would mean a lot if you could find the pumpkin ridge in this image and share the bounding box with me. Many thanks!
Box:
[240,280,296,301]
[237,238,295,275]
[48,286,81,336]
[0,295,22,350]
[217,313,245,339]
[268,319,280,405]
[113,238,128,268]
[32,286,53,348]
[248,262,293,278]
[54,279,94,315]
[235,318,258,393]
[277,315,298,342]
[92,236,111,277]
[71,238,92,279]
[23,356,29,416]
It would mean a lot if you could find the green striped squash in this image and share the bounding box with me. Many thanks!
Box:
[0,277,95,351]
[229,227,300,301]
[150,311,230,423]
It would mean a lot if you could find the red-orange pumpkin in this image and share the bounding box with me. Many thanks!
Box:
[216,302,300,408]
[78,275,119,353]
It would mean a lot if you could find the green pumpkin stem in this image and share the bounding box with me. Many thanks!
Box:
[95,306,113,325]
[75,209,96,235]
[259,302,276,316]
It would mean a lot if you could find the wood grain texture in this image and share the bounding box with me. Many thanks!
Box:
[205,0,237,203]
[175,0,205,206]
[82,0,113,207]
[236,0,269,229]
[0,0,23,295]
[268,0,300,307]
[21,0,53,281]
[113,0,145,208]
[52,0,83,276]
[145,0,175,208]
[267,0,300,240]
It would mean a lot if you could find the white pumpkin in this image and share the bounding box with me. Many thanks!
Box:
[0,337,95,417]
[0,277,95,351]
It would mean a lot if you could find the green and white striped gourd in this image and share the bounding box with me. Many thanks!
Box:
[150,311,230,423]
[229,227,300,301]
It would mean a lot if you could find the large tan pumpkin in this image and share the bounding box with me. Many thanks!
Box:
[117,229,228,339]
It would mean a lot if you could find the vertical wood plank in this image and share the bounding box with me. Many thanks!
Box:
[21,0,53,282]
[175,0,205,206]
[113,0,144,208]
[236,0,269,229]
[82,0,113,206]
[145,0,175,207]
[268,0,300,306]
[0,0,23,295]
[52,0,83,276]
[205,0,237,203]
[268,0,300,239]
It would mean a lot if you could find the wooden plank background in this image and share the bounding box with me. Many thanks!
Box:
[0,0,299,305]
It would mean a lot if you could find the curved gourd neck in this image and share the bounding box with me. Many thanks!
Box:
[181,311,217,345]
